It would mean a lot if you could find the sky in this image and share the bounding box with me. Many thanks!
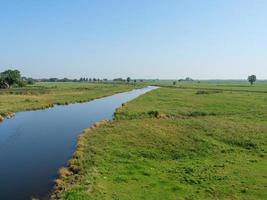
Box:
[0,0,267,79]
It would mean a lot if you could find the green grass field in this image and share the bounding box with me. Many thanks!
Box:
[0,82,139,117]
[151,80,267,92]
[56,83,267,200]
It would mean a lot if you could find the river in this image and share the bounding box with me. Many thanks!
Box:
[0,86,157,200]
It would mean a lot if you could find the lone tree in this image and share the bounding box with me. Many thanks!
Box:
[0,69,22,88]
[126,77,131,83]
[248,75,256,85]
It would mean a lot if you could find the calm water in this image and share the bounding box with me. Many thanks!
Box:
[0,86,157,200]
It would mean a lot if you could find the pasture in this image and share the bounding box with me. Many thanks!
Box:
[56,83,267,200]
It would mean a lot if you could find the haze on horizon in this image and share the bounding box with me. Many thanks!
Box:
[0,0,267,80]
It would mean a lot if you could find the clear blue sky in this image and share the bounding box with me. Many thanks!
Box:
[0,0,266,79]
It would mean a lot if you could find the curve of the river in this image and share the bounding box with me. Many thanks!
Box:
[0,86,157,200]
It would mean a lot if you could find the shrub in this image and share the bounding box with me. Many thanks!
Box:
[147,110,159,118]
[188,111,207,117]
[196,90,222,95]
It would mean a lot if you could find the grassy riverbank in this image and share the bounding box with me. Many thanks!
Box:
[56,84,267,200]
[0,82,139,118]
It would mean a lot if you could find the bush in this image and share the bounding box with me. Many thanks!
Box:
[188,111,207,117]
[17,80,27,87]
[27,79,35,85]
[147,110,159,118]
[196,90,222,95]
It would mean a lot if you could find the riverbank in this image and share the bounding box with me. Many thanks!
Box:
[0,86,156,200]
[51,120,110,199]
[54,86,267,199]
[0,82,140,122]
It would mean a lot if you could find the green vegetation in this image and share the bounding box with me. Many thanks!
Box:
[56,83,267,200]
[0,82,139,117]
[0,69,23,88]
[151,79,267,92]
[248,75,257,85]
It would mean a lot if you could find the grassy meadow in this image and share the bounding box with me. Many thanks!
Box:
[151,80,267,92]
[0,82,139,117]
[56,83,267,200]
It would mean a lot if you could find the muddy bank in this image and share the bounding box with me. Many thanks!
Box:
[0,112,15,122]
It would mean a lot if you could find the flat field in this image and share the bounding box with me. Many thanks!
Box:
[0,82,138,117]
[57,83,267,200]
[152,80,267,92]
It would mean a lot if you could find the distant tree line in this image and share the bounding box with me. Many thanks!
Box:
[0,69,142,85]
[34,77,140,83]
[0,69,259,89]
[113,77,135,83]
[178,77,194,82]
[39,77,108,82]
